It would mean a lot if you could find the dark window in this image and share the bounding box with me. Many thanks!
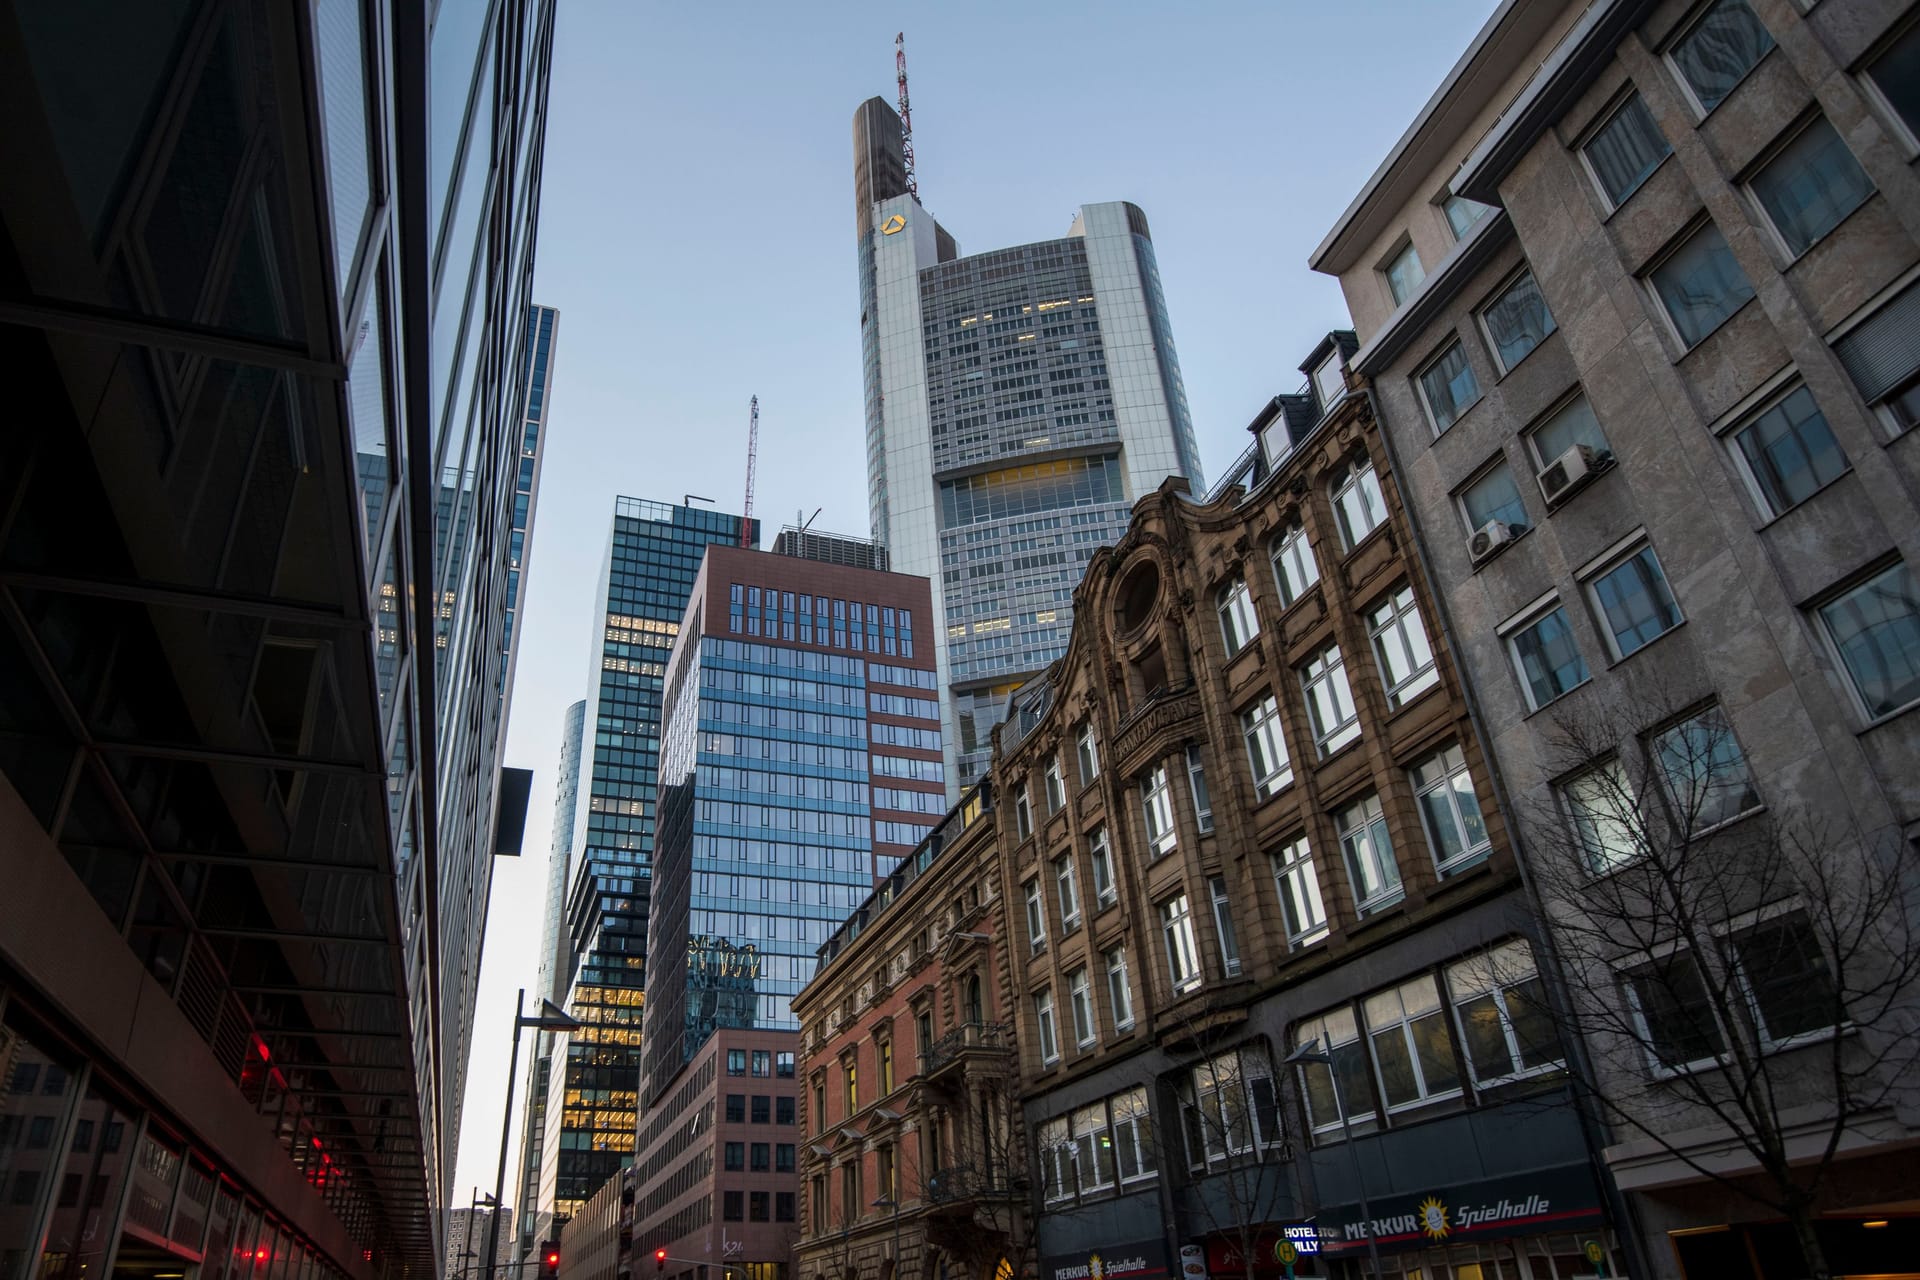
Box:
[751,1096,770,1124]
[776,1192,796,1222]
[727,1050,747,1076]
[750,1143,770,1172]
[723,1191,744,1221]
[724,1142,744,1171]
[725,1094,745,1123]
[749,1191,770,1222]
[776,1144,796,1173]
[776,1097,795,1125]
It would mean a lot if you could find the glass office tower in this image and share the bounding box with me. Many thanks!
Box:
[0,1,556,1275]
[854,98,1202,791]
[535,500,753,1222]
[639,538,943,1105]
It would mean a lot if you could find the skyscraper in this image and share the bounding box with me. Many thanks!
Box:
[639,536,943,1104]
[854,97,1203,790]
[535,500,754,1223]
[0,0,556,1274]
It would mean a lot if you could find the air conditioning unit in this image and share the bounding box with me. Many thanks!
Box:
[1468,520,1518,563]
[1537,445,1599,505]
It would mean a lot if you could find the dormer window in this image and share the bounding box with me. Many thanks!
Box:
[1313,354,1347,412]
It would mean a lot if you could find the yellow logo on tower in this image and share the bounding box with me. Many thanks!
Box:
[880,214,907,235]
[1418,1197,1451,1240]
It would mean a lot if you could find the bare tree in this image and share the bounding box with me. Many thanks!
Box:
[918,1038,1038,1280]
[1519,687,1920,1280]
[1163,1037,1294,1280]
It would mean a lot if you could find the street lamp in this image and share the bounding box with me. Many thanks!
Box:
[1284,1039,1385,1279]
[483,990,582,1280]
[464,1190,499,1280]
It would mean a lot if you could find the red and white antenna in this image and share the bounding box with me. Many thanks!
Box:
[739,395,758,548]
[895,32,918,201]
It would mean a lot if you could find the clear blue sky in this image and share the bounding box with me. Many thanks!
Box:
[454,0,1498,1206]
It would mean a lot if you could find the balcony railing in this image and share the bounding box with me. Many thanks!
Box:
[920,1020,1012,1076]
[924,1162,1025,1206]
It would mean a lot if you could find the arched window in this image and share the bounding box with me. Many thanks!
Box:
[965,974,985,1026]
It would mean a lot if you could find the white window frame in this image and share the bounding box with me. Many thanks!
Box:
[1105,947,1135,1030]
[1270,522,1320,607]
[1301,644,1362,757]
[1812,560,1920,725]
[1023,878,1047,954]
[1110,1087,1155,1182]
[1076,722,1100,785]
[1183,1049,1282,1168]
[1410,743,1492,875]
[1648,704,1763,836]
[1217,577,1259,656]
[1718,377,1849,519]
[1368,585,1440,709]
[1859,18,1920,157]
[1456,455,1530,535]
[1523,390,1612,472]
[1186,745,1214,833]
[1015,783,1033,840]
[1039,1115,1074,1204]
[1241,694,1294,801]
[1088,826,1117,908]
[1044,758,1065,813]
[1035,988,1059,1065]
[1720,908,1843,1050]
[1055,855,1081,932]
[1558,757,1646,875]
[1338,794,1402,914]
[1383,237,1425,306]
[1208,875,1242,978]
[1141,764,1177,858]
[1579,533,1684,661]
[1443,940,1565,1087]
[1270,836,1329,949]
[1363,975,1465,1113]
[1293,1008,1376,1135]
[1160,894,1202,995]
[1619,949,1727,1076]
[1331,462,1389,551]
[1443,192,1493,241]
[1068,968,1096,1049]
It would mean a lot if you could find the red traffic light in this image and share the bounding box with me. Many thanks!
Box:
[546,1253,560,1268]
[655,1249,668,1272]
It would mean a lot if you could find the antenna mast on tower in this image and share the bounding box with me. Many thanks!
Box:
[895,32,918,200]
[740,395,758,548]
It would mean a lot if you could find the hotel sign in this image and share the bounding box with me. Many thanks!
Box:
[1317,1165,1604,1256]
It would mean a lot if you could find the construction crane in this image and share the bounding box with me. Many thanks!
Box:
[739,395,758,548]
[895,33,918,200]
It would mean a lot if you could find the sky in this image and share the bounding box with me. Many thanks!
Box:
[451,0,1499,1209]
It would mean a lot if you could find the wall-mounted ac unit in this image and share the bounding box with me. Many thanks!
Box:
[1538,445,1599,505]
[1468,520,1518,563]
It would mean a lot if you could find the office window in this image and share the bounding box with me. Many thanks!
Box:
[1182,1049,1281,1167]
[1651,706,1761,834]
[1055,856,1081,932]
[751,1095,770,1123]
[752,1049,771,1077]
[1208,877,1242,978]
[1111,1087,1156,1180]
[1585,541,1683,659]
[1160,894,1202,995]
[727,1049,747,1076]
[725,1094,745,1123]
[1669,0,1774,112]
[1816,562,1920,720]
[1446,940,1564,1085]
[1561,759,1644,874]
[1044,759,1065,813]
[1584,92,1671,207]
[1832,279,1920,435]
[1480,270,1556,372]
[1241,694,1294,801]
[776,1050,795,1077]
[1301,645,1361,757]
[1270,836,1329,949]
[1527,393,1611,469]
[724,1142,745,1171]
[1076,722,1100,784]
[1338,795,1401,913]
[1015,784,1033,840]
[1186,746,1214,833]
[1751,117,1873,256]
[1368,586,1439,708]
[723,1190,744,1221]
[1069,969,1096,1048]
[1730,384,1846,515]
[1141,764,1176,857]
[1023,879,1046,953]
[775,1191,796,1222]
[1460,459,1529,533]
[1293,1009,1376,1133]
[1385,240,1425,304]
[1416,339,1480,434]
[1105,947,1135,1030]
[1217,577,1259,656]
[1089,827,1117,908]
[1332,461,1388,549]
[1729,914,1840,1045]
[1444,193,1493,240]
[1035,988,1059,1065]
[1270,523,1320,606]
[1864,21,1920,146]
[1411,744,1491,874]
[1365,976,1463,1111]
[750,1142,770,1172]
[776,1097,795,1125]
[1625,952,1726,1071]
[1507,602,1590,710]
[1650,223,1756,347]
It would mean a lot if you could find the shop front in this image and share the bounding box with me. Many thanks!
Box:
[1042,1237,1179,1280]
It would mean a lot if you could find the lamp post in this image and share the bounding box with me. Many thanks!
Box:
[464,1189,499,1280]
[484,990,582,1280]
[1284,1039,1384,1279]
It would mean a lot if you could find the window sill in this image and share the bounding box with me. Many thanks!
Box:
[1603,618,1688,671]
[1428,393,1485,440]
[1748,466,1853,530]
[1384,675,1443,719]
[1519,673,1593,720]
[1341,522,1392,562]
[1672,295,1761,364]
[1251,779,1297,808]
[1487,328,1557,384]
[1433,847,1494,880]
[1683,804,1767,842]
[1772,192,1877,270]
[1598,152,1675,225]
[1857,694,1920,735]
[1312,732,1365,766]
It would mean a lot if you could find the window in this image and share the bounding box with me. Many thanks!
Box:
[1460,459,1529,532]
[1076,722,1100,784]
[724,1142,745,1171]
[839,1164,861,1224]
[1209,877,1242,978]
[1338,795,1401,913]
[1331,462,1388,550]
[1669,0,1774,113]
[1650,223,1756,347]
[1105,948,1134,1030]
[1186,746,1214,833]
[1728,913,1840,1045]
[1368,586,1439,708]
[1750,117,1874,257]
[1411,744,1491,874]
[1111,1087,1156,1180]
[1816,562,1920,720]
[727,1049,747,1076]
[915,1012,932,1058]
[1313,353,1348,408]
[1055,856,1081,932]
[776,1097,796,1125]
[776,1191,796,1222]
[1584,92,1671,208]
[1416,339,1480,434]
[1527,393,1611,468]
[1044,759,1065,813]
[1270,523,1320,606]
[1480,271,1557,372]
[1444,193,1493,240]
[1651,706,1761,834]
[1366,976,1463,1111]
[876,1144,896,1200]
[776,1050,795,1078]
[1068,969,1096,1047]
[1729,384,1846,515]
[1301,645,1361,757]
[1140,765,1176,857]
[726,1093,745,1123]
[751,1095,770,1123]
[1035,988,1059,1065]
[1506,602,1590,710]
[751,1142,770,1172]
[1015,785,1033,840]
[1217,577,1259,655]
[1271,837,1329,948]
[1024,879,1047,953]
[1293,1009,1376,1134]
[813,1080,827,1132]
[1182,1049,1281,1167]
[1089,827,1117,908]
[1625,952,1726,1070]
[1585,540,1683,659]
[1833,279,1920,435]
[1864,21,1920,148]
[752,1049,771,1077]
[724,1190,744,1221]
[1446,940,1565,1085]
[1160,895,1202,994]
[880,1041,894,1094]
[843,1060,858,1112]
[1561,760,1645,875]
[1241,694,1294,801]
[1385,240,1425,304]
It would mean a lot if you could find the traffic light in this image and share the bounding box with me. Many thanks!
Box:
[654,1249,668,1273]
[539,1243,560,1280]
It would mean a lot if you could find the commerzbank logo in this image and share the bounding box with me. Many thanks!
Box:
[880,213,907,235]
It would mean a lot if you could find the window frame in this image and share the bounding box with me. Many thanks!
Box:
[1579,89,1674,212]
[1331,462,1389,551]
[1500,595,1592,712]
[1580,535,1684,661]
[1241,693,1294,801]
[1409,743,1492,876]
[1105,947,1135,1030]
[1720,379,1849,518]
[1055,854,1081,932]
[1208,875,1242,978]
[1023,878,1047,954]
[1663,0,1776,118]
[1477,268,1558,375]
[1744,114,1876,261]
[1619,949,1729,1076]
[1721,908,1844,1050]
[1270,522,1321,608]
[1413,336,1483,435]
[1186,745,1214,833]
[1293,1007,1377,1136]
[1076,722,1100,785]
[1456,455,1531,536]
[1860,17,1920,156]
[1217,576,1260,656]
[1068,967,1097,1049]
[1645,218,1757,351]
[1140,764,1177,858]
[1444,940,1566,1087]
[1811,560,1920,725]
[1301,644,1362,757]
[1337,793,1403,914]
[1160,893,1203,995]
[1367,585,1440,709]
[1383,237,1425,306]
[1363,975,1466,1114]
[1035,987,1060,1066]
[1557,757,1647,876]
[1647,704,1763,837]
[1044,758,1066,813]
[1015,784,1033,840]
[1270,835,1329,949]
[1443,192,1493,241]
[1087,826,1117,908]
[1523,390,1613,474]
